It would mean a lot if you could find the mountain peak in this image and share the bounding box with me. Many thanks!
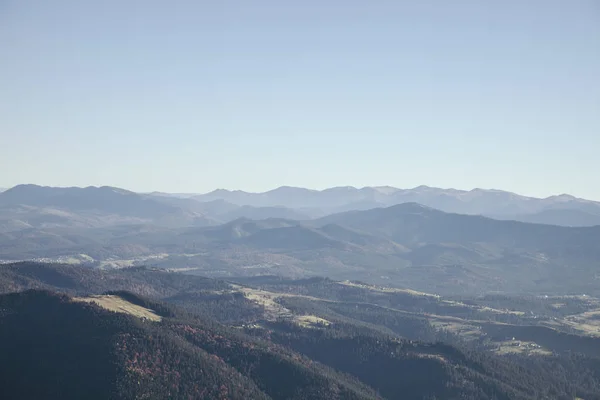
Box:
[545,193,577,201]
[208,188,234,194]
[411,185,433,191]
[5,183,49,192]
[267,186,317,194]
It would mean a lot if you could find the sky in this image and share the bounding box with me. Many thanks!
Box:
[1,1,599,198]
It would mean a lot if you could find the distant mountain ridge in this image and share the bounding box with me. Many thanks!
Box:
[193,185,600,226]
[0,185,174,217]
[0,184,216,231]
[1,183,599,235]
[194,185,600,212]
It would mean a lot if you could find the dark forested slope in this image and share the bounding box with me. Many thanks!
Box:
[0,290,379,400]
[2,288,600,399]
[3,264,600,399]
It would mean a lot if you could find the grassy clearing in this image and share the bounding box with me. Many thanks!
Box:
[295,315,330,328]
[494,340,552,356]
[236,287,293,320]
[561,314,600,337]
[74,295,162,321]
[471,304,525,316]
[540,308,600,337]
[429,318,482,340]
[410,353,447,363]
[235,286,330,327]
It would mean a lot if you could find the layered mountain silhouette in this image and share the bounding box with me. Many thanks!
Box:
[193,185,600,226]
[1,184,600,295]
[2,184,599,230]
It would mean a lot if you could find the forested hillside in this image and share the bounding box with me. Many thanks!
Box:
[2,263,600,399]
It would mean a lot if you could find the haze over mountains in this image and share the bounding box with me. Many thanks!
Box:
[3,183,600,230]
[1,183,600,296]
[193,185,600,226]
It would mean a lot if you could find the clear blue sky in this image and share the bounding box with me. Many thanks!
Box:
[1,1,599,198]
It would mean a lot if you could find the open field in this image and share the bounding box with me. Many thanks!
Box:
[235,285,331,327]
[494,340,552,356]
[74,295,162,321]
[295,315,331,327]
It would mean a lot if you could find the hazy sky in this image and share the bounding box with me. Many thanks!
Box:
[1,1,599,198]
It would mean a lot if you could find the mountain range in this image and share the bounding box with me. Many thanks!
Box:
[2,184,600,230]
[192,185,600,226]
[1,184,599,295]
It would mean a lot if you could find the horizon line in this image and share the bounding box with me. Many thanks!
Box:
[1,183,593,202]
